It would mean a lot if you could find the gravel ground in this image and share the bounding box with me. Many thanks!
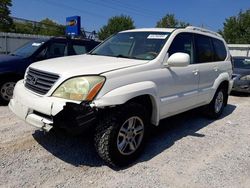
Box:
[0,95,250,188]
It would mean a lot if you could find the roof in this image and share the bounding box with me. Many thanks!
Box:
[32,38,50,42]
[120,26,223,39]
[228,44,250,48]
[50,36,99,43]
[120,28,176,33]
[232,56,250,59]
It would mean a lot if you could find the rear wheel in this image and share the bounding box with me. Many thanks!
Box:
[0,80,17,105]
[94,103,149,167]
[204,86,227,119]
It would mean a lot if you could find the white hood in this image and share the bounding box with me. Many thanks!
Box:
[30,54,147,77]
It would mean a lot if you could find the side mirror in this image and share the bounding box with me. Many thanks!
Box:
[166,52,190,67]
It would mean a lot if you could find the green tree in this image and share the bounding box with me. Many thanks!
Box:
[156,14,189,28]
[14,22,33,34]
[98,15,135,40]
[13,18,65,36]
[0,0,13,32]
[220,9,250,44]
[38,18,65,36]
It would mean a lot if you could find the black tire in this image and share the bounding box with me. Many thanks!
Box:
[204,86,227,119]
[0,79,17,105]
[94,103,149,167]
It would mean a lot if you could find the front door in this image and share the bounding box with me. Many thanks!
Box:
[159,32,200,118]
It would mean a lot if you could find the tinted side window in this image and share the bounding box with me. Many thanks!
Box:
[46,42,67,58]
[72,44,87,55]
[194,34,214,63]
[168,33,194,63]
[212,38,227,61]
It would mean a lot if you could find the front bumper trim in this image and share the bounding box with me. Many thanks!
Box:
[26,114,53,132]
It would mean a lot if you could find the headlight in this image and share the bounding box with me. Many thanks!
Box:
[240,75,250,81]
[52,76,105,101]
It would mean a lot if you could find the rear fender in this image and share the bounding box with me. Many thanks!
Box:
[209,72,232,103]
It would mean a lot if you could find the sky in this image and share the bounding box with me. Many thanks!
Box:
[11,0,250,33]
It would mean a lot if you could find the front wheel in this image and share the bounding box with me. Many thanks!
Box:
[204,87,227,119]
[94,103,148,167]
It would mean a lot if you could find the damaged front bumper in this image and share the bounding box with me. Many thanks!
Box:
[9,80,97,133]
[53,102,97,133]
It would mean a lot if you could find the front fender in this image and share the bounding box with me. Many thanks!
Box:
[92,81,160,125]
[0,68,13,76]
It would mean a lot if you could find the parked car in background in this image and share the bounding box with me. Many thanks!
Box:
[231,56,250,93]
[0,37,100,104]
[9,26,233,167]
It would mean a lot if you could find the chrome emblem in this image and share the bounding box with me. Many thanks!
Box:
[30,76,38,85]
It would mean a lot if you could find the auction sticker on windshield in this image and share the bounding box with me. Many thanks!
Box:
[147,34,168,39]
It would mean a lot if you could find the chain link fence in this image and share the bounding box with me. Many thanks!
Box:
[0,32,51,54]
[0,17,99,54]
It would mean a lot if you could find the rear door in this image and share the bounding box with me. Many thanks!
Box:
[193,34,222,102]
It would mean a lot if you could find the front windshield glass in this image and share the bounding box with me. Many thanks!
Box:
[10,40,46,58]
[91,32,170,60]
[233,58,250,69]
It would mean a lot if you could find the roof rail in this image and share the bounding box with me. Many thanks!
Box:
[185,26,222,38]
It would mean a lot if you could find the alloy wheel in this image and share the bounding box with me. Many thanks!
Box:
[0,82,16,101]
[117,116,144,155]
[215,91,224,113]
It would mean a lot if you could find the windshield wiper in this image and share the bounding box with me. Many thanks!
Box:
[115,54,143,60]
[89,52,102,56]
[115,54,131,58]
[89,53,128,58]
[9,53,22,57]
[89,53,142,60]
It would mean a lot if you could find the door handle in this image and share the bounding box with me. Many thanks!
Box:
[192,69,199,75]
[213,67,218,72]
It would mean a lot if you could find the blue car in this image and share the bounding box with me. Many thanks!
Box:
[0,37,100,104]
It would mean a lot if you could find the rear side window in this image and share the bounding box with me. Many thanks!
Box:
[194,34,214,63]
[168,33,194,64]
[212,38,227,61]
[46,42,67,58]
[36,42,67,60]
[72,44,87,55]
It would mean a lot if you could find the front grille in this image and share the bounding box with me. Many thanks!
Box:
[25,68,59,95]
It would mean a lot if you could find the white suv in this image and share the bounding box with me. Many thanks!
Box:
[9,26,233,167]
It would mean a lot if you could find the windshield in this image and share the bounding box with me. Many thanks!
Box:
[233,58,250,69]
[91,32,170,60]
[10,40,46,58]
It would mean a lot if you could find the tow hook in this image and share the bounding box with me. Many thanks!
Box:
[40,119,53,132]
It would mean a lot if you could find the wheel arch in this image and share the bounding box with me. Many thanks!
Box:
[92,81,160,125]
[212,72,231,94]
[126,94,159,126]
[210,73,231,105]
[0,72,23,82]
